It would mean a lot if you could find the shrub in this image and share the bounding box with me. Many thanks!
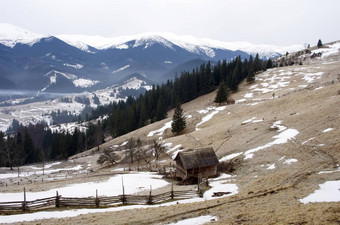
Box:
[217,158,241,173]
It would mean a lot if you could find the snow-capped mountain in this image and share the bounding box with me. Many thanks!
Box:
[57,32,303,59]
[0,23,303,101]
[0,23,46,48]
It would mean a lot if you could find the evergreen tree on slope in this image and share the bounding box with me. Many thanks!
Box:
[214,81,228,105]
[171,104,186,135]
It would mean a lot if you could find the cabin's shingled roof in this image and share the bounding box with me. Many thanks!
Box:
[174,147,219,170]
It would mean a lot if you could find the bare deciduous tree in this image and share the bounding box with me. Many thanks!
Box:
[125,138,141,164]
[97,149,120,166]
[151,140,166,161]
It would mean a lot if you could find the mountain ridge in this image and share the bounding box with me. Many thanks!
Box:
[1,23,304,58]
[0,23,303,101]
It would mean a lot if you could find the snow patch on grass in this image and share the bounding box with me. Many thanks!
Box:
[0,164,84,180]
[165,144,183,159]
[300,180,340,204]
[244,93,253,98]
[322,128,333,133]
[244,128,299,159]
[283,159,298,165]
[168,215,218,225]
[302,137,314,145]
[147,120,172,137]
[241,117,263,125]
[203,177,238,200]
[219,152,244,162]
[312,42,340,59]
[267,164,276,170]
[302,72,324,83]
[196,106,226,131]
[318,167,340,174]
[271,120,287,132]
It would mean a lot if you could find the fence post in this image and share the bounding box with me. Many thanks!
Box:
[95,189,100,207]
[121,177,126,204]
[198,173,203,197]
[22,187,27,211]
[171,182,174,199]
[147,185,153,204]
[55,191,60,208]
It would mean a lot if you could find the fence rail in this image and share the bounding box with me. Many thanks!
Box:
[0,185,198,213]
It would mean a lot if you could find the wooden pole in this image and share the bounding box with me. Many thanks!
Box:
[23,187,27,211]
[171,182,174,199]
[95,189,99,207]
[198,173,202,197]
[148,185,152,204]
[56,191,60,208]
[121,177,126,204]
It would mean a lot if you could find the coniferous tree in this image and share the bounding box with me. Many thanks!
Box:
[246,64,255,83]
[0,132,5,166]
[23,128,37,164]
[155,96,166,121]
[0,132,15,169]
[266,59,273,69]
[171,104,186,135]
[214,81,228,105]
[253,53,262,73]
[14,132,25,166]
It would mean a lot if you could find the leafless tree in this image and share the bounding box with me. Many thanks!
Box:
[97,149,120,165]
[125,138,141,164]
[151,140,166,161]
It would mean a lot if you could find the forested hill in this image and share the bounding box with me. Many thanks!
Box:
[0,54,271,166]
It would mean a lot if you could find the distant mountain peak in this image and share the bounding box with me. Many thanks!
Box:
[131,35,174,50]
[0,23,46,47]
[0,23,304,58]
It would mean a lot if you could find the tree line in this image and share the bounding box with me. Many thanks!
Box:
[104,54,270,138]
[0,54,272,167]
[0,121,104,168]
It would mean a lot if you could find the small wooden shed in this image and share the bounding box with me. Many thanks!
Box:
[174,147,219,180]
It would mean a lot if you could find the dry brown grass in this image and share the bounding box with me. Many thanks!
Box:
[3,47,340,225]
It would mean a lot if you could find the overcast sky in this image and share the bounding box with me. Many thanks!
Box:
[0,0,339,46]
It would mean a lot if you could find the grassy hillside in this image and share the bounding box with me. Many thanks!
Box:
[2,41,340,224]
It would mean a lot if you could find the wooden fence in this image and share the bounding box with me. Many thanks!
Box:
[0,186,198,213]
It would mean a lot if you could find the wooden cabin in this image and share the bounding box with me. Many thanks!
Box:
[174,147,219,180]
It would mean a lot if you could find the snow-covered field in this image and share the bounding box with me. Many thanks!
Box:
[0,172,237,224]
[0,172,168,202]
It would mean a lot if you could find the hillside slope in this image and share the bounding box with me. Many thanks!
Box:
[2,41,340,224]
[80,42,340,224]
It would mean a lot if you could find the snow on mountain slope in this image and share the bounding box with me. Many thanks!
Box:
[73,78,100,88]
[1,23,302,59]
[112,65,130,74]
[38,70,99,95]
[56,34,97,53]
[57,32,303,58]
[0,23,46,47]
